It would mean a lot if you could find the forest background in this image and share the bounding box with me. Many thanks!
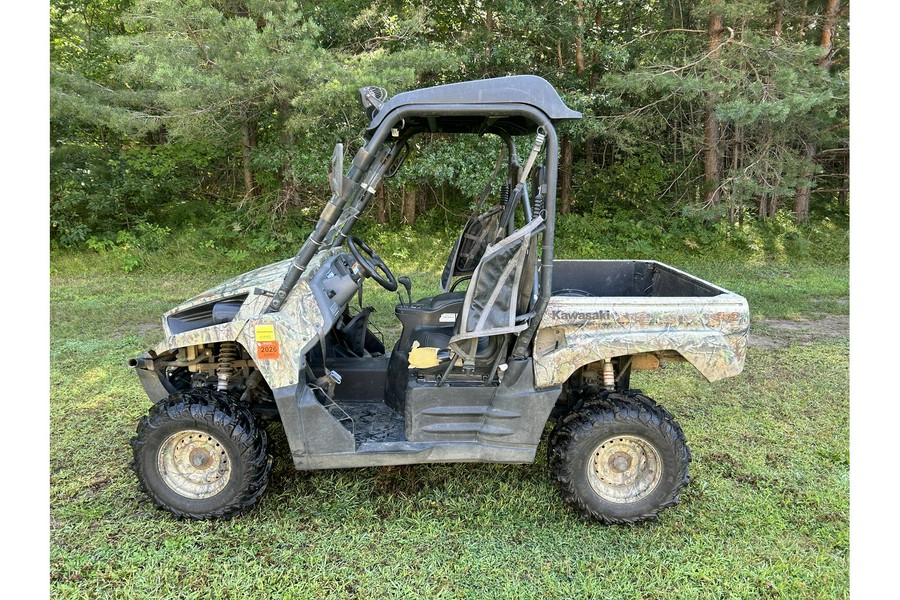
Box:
[49,0,849,261]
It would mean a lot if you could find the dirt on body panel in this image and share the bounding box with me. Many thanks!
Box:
[533,295,750,388]
[156,250,342,389]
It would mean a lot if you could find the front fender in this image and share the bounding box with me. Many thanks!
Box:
[152,279,328,390]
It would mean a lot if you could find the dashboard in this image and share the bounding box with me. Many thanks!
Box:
[307,252,364,327]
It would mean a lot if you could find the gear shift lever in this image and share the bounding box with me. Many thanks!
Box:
[397,276,412,306]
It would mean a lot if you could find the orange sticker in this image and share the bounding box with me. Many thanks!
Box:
[257,340,280,359]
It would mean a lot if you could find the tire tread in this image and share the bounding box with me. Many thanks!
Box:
[548,391,691,524]
[131,389,272,520]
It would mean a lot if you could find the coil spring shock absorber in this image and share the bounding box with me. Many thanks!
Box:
[602,360,615,390]
[499,182,510,207]
[216,342,237,392]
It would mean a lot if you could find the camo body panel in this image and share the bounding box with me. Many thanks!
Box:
[533,294,749,389]
[154,249,342,389]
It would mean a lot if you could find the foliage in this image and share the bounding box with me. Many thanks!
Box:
[594,1,848,222]
[50,139,223,244]
[50,0,849,242]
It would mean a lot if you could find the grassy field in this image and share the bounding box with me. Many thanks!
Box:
[49,242,849,599]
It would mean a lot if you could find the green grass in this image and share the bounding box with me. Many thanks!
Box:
[50,240,848,599]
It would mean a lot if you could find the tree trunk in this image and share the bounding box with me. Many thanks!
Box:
[792,0,840,222]
[793,143,815,222]
[402,187,416,224]
[375,186,386,224]
[703,3,723,208]
[241,120,258,199]
[818,0,841,69]
[728,125,742,223]
[560,135,573,214]
[582,7,601,173]
[485,8,493,60]
[575,2,585,76]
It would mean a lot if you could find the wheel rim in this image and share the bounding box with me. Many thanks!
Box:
[587,435,662,504]
[157,430,231,499]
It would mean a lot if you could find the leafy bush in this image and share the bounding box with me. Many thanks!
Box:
[50,140,223,244]
[553,209,847,265]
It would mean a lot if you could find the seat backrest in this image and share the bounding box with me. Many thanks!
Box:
[440,148,510,292]
[440,204,503,291]
[448,217,543,362]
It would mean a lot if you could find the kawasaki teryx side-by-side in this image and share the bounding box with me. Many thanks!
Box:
[129,76,749,523]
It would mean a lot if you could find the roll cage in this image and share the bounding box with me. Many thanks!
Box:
[266,75,581,360]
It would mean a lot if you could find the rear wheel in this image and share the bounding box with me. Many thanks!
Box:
[131,389,272,519]
[548,392,690,523]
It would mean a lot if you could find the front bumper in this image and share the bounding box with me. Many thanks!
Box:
[128,351,174,403]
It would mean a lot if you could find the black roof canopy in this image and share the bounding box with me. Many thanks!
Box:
[365,75,582,136]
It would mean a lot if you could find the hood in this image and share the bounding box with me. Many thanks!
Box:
[164,258,293,318]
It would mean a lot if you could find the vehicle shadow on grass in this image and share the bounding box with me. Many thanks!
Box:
[258,420,557,524]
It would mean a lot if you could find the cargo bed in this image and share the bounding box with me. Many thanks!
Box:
[551,259,729,298]
[533,260,749,388]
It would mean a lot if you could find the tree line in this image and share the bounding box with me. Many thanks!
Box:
[50,0,848,245]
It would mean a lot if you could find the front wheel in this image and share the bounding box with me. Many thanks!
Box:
[131,389,272,519]
[548,392,690,524]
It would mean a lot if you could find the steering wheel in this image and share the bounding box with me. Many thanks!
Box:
[346,236,398,292]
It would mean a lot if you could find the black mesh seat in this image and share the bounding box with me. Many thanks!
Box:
[440,204,503,292]
[395,291,497,362]
[414,291,466,311]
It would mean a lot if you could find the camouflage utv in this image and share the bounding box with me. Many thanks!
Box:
[129,76,749,523]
